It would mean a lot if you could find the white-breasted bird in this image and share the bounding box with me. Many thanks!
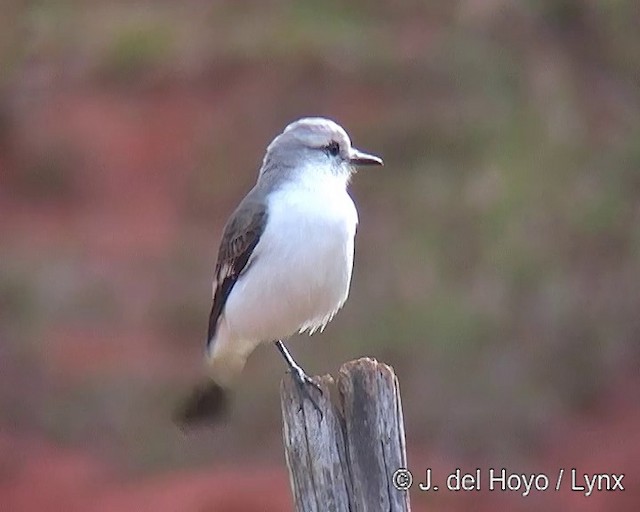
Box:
[176,117,383,425]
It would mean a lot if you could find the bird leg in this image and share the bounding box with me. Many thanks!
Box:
[274,340,323,416]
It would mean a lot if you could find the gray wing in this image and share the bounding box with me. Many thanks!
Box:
[207,196,267,349]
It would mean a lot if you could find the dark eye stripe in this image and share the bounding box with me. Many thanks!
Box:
[326,141,340,156]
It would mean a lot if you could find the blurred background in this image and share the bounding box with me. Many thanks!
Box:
[1,1,639,511]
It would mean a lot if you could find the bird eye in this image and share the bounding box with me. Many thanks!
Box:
[325,141,340,156]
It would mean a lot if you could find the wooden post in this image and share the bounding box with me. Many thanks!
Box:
[280,357,411,512]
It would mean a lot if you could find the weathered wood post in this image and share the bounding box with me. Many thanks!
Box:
[280,357,411,511]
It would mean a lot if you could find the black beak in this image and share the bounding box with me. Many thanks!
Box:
[349,148,384,166]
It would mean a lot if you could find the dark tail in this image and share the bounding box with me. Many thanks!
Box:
[173,381,230,428]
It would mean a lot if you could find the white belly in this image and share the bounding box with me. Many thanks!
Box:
[223,182,358,342]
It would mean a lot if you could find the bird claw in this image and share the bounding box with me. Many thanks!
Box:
[289,366,323,418]
[275,340,323,418]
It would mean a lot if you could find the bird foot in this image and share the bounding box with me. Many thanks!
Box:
[288,365,323,418]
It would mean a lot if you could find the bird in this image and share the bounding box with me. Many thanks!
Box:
[175,117,383,426]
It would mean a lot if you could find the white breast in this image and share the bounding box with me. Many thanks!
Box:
[223,175,358,343]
